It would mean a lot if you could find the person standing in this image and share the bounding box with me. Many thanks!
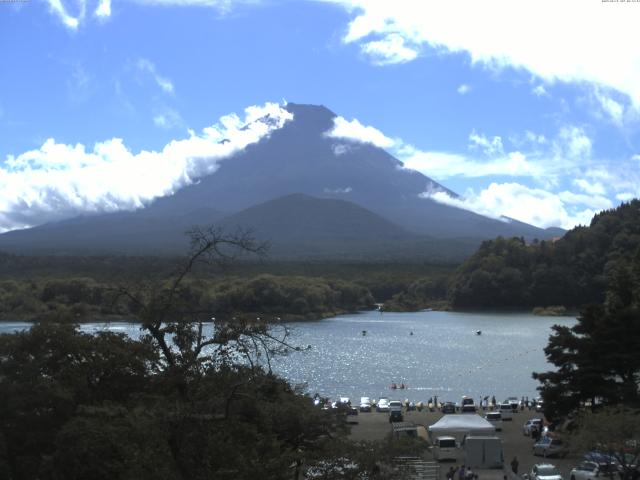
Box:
[459,465,466,480]
[511,456,519,475]
[466,467,474,480]
[447,466,458,480]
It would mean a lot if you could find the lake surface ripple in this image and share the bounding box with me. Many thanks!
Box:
[0,310,575,403]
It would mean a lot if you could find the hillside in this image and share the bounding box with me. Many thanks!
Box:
[150,103,557,240]
[447,200,640,309]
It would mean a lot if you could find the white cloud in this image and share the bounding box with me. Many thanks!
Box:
[557,191,613,211]
[400,147,541,180]
[422,182,597,229]
[46,0,84,29]
[328,0,640,107]
[468,130,504,157]
[153,108,184,130]
[129,0,237,8]
[360,33,419,65]
[321,113,627,229]
[137,59,174,94]
[0,103,292,232]
[47,0,248,27]
[331,143,353,156]
[573,178,606,196]
[554,126,591,159]
[592,88,625,125]
[616,192,637,202]
[324,186,353,194]
[95,0,111,18]
[524,131,547,145]
[325,116,395,148]
[532,84,548,97]
[457,84,471,95]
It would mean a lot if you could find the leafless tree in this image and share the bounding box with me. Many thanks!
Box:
[114,227,300,394]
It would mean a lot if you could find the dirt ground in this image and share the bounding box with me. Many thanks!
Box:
[348,408,579,480]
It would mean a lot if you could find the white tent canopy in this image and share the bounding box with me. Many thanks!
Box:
[427,414,495,442]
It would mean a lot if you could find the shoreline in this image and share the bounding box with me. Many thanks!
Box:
[0,306,578,324]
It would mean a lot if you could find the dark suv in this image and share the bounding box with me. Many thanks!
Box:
[442,402,456,414]
[389,410,403,422]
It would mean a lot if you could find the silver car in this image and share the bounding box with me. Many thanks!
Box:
[530,463,563,480]
[523,418,543,436]
[570,461,619,480]
[533,437,568,458]
[376,397,390,412]
[359,396,372,412]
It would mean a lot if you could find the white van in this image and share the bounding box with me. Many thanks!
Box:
[432,436,458,461]
[461,396,477,413]
[485,411,503,431]
[498,402,513,420]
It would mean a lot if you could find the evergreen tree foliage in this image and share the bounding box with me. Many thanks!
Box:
[449,200,640,309]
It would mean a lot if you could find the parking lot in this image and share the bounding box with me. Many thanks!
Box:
[348,408,579,480]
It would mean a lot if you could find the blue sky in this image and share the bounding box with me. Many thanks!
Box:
[1,0,639,231]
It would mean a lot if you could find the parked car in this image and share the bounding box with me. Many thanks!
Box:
[389,400,403,411]
[583,452,620,465]
[485,411,503,431]
[338,396,350,406]
[376,398,390,412]
[459,396,476,413]
[570,461,619,480]
[359,397,372,412]
[533,436,568,458]
[432,436,458,461]
[499,402,514,420]
[524,418,544,436]
[461,396,475,407]
[506,396,520,412]
[530,463,563,480]
[441,402,456,414]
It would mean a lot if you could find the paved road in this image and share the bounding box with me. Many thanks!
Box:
[349,408,579,480]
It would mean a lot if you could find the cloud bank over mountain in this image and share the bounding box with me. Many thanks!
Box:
[0,103,292,232]
[321,114,626,230]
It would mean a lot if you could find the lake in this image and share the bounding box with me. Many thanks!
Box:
[0,310,575,404]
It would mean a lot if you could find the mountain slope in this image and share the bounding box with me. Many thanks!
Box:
[150,103,556,240]
[0,103,560,258]
[0,207,223,255]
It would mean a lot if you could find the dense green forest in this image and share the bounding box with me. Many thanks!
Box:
[448,200,640,309]
[0,275,376,322]
[0,249,456,321]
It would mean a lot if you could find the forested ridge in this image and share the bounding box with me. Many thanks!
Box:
[0,274,375,322]
[0,249,457,321]
[448,200,640,309]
